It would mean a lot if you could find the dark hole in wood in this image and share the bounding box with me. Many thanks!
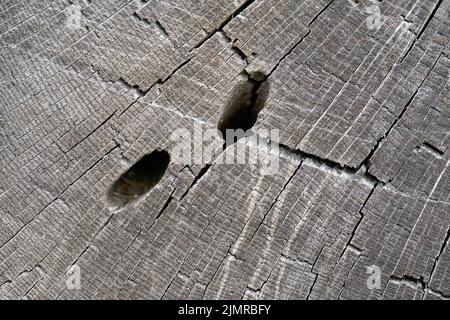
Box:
[107,149,170,207]
[218,71,270,146]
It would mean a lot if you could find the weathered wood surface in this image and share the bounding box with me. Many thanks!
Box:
[0,0,449,300]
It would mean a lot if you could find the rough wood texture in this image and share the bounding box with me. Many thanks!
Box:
[0,0,449,300]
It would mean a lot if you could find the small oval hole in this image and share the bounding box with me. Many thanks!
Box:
[218,71,269,144]
[107,149,170,207]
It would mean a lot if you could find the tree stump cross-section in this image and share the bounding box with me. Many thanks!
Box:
[0,0,449,300]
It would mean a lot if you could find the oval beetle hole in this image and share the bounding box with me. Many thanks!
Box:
[218,71,270,144]
[107,149,170,207]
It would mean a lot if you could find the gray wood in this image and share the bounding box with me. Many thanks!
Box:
[0,0,449,299]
